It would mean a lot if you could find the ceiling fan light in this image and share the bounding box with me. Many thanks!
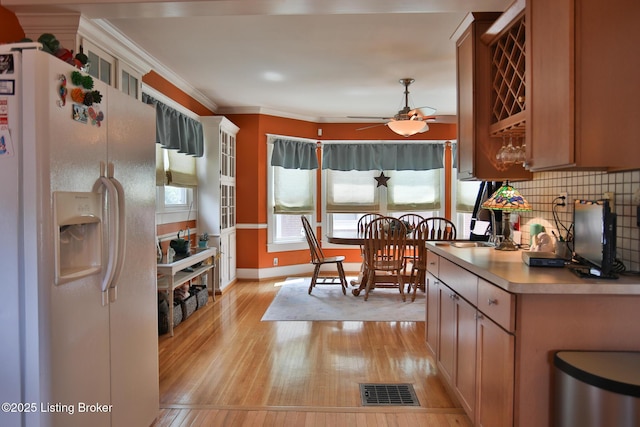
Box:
[387,119,427,137]
[419,122,429,133]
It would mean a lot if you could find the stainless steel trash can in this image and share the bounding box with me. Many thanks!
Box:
[554,351,640,427]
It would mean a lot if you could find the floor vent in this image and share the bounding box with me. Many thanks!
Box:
[359,383,420,406]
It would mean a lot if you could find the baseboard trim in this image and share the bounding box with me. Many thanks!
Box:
[237,262,361,281]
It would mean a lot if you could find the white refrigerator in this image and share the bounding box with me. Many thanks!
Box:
[0,44,159,427]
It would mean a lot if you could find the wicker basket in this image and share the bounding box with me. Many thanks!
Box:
[172,302,183,326]
[180,294,197,321]
[191,285,209,309]
[158,294,182,335]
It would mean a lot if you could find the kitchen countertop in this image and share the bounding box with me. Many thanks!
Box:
[426,242,640,295]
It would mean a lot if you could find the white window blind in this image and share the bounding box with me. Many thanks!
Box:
[387,169,441,211]
[165,149,197,188]
[155,143,166,186]
[456,179,481,212]
[325,170,380,213]
[273,166,314,214]
[155,143,198,187]
[326,169,442,213]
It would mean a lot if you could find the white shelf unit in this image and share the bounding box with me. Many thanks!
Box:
[197,116,239,292]
[157,247,216,336]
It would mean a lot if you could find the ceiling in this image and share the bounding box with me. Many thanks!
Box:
[8,0,512,123]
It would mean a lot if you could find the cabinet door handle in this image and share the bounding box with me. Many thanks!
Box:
[475,312,484,320]
[488,298,498,306]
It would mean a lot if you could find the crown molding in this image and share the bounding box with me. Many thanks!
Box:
[216,106,320,123]
[77,16,153,76]
[79,17,218,112]
[142,85,201,121]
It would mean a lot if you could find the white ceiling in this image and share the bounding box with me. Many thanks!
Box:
[8,0,512,122]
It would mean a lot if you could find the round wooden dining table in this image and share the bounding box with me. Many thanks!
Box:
[326,230,423,246]
[326,230,424,297]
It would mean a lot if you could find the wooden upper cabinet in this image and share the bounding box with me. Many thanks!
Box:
[527,0,640,171]
[456,12,532,181]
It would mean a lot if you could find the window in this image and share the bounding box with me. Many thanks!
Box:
[78,38,143,98]
[273,166,314,214]
[452,169,482,239]
[164,186,189,206]
[120,62,140,99]
[268,165,316,248]
[155,143,198,225]
[82,41,114,86]
[267,137,317,251]
[155,185,196,225]
[320,141,445,236]
[326,170,379,213]
[323,168,443,235]
[156,143,198,188]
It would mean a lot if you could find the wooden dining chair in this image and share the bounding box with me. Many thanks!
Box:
[398,213,425,233]
[398,213,425,274]
[361,217,407,301]
[421,217,457,241]
[350,213,384,286]
[408,217,457,301]
[301,216,348,295]
[357,213,383,233]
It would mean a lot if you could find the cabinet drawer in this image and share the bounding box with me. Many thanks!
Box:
[439,258,477,306]
[477,278,515,332]
[426,250,439,276]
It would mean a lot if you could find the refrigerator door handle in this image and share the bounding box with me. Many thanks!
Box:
[93,172,119,306]
[108,162,126,303]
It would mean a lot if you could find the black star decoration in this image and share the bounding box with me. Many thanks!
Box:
[375,171,390,187]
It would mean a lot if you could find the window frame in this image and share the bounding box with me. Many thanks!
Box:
[451,167,482,240]
[266,140,317,253]
[321,166,446,247]
[118,61,142,99]
[155,185,197,225]
[81,40,115,86]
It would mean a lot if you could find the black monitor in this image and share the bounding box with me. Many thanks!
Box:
[572,199,617,278]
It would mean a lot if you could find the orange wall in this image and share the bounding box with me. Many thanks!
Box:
[225,114,458,270]
[157,220,197,253]
[142,71,215,116]
[226,114,321,269]
[0,7,25,43]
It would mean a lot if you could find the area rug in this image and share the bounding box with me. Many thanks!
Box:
[261,277,425,322]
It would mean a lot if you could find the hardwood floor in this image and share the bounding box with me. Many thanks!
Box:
[152,279,471,426]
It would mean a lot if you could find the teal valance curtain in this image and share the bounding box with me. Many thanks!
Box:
[270,138,319,170]
[142,93,204,157]
[322,143,444,171]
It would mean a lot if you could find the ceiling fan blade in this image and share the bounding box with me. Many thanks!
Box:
[347,115,393,120]
[356,123,387,131]
[408,106,437,118]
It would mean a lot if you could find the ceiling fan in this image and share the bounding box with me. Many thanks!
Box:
[348,78,437,137]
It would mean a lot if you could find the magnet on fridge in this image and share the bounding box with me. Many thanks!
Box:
[57,74,67,107]
[88,106,104,127]
[0,131,14,158]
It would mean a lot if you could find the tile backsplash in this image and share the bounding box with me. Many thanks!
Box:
[514,170,640,272]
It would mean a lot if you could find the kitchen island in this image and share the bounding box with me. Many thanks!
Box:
[424,242,640,427]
